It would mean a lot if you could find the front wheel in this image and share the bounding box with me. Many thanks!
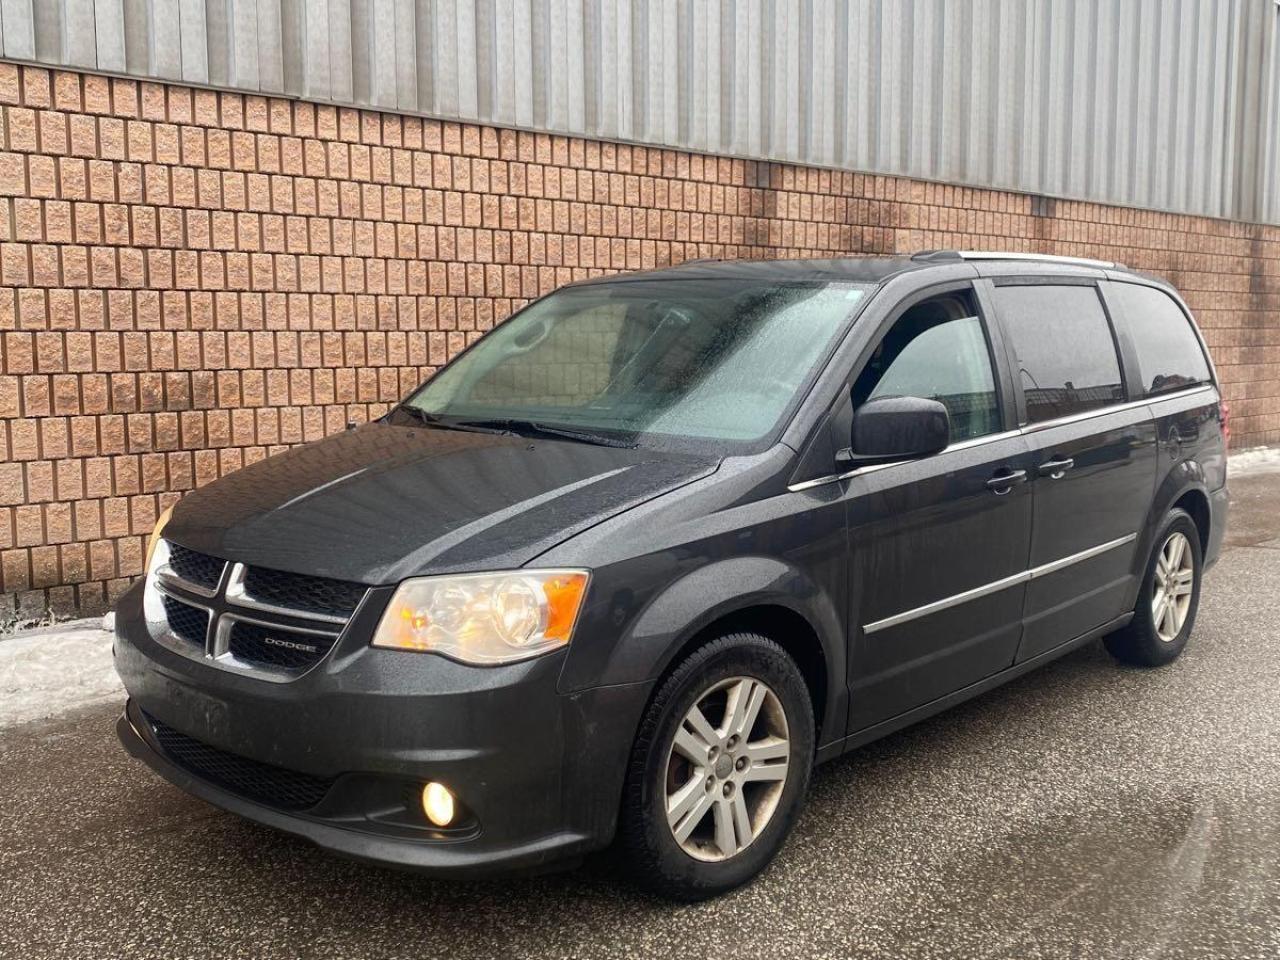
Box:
[618,633,815,900]
[1105,508,1203,667]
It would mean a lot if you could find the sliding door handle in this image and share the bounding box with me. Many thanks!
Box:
[1038,457,1075,479]
[986,469,1028,494]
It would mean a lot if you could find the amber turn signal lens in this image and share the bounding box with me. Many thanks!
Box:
[144,504,175,573]
[542,572,589,643]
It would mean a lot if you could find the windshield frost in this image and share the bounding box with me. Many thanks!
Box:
[406,279,867,444]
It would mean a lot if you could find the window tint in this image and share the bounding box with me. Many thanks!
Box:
[852,291,1000,441]
[992,285,1125,424]
[1109,282,1212,396]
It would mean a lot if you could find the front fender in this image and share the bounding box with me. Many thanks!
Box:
[558,555,847,747]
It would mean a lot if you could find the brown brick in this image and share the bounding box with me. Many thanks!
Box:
[7,108,38,151]
[87,539,115,581]
[74,499,101,540]
[38,110,68,153]
[46,70,78,111]
[45,201,73,243]
[46,502,72,543]
[0,463,24,505]
[110,79,139,118]
[1,244,29,285]
[0,63,21,105]
[14,505,43,546]
[1,64,1278,615]
[60,542,87,583]
[2,550,30,594]
[30,545,60,587]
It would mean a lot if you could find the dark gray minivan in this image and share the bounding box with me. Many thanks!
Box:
[114,251,1228,899]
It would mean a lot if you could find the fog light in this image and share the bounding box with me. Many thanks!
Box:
[422,781,456,827]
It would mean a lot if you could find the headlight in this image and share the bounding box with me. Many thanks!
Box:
[372,570,590,665]
[145,504,175,573]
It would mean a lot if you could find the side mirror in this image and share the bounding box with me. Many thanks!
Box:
[842,396,951,465]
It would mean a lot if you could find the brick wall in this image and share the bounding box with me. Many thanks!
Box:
[2,62,1278,619]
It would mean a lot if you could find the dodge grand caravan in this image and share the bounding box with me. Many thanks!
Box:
[114,251,1227,900]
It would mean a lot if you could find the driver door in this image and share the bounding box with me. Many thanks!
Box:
[843,284,1036,733]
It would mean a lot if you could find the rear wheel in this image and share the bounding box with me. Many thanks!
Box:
[1105,508,1202,667]
[619,633,814,900]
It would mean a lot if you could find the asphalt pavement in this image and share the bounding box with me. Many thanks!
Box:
[2,467,1279,960]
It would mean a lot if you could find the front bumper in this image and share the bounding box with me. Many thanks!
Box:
[112,582,652,876]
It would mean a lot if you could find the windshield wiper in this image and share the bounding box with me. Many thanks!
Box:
[395,407,635,447]
[524,421,638,448]
[455,418,638,449]
[393,405,510,435]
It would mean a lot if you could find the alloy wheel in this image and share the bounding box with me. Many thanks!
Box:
[664,676,790,862]
[1152,531,1195,642]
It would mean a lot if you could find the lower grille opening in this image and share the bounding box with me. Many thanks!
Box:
[227,620,337,672]
[162,595,208,648]
[146,713,336,811]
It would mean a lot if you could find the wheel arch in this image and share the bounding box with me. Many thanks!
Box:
[1127,460,1212,609]
[1171,487,1211,554]
[569,556,847,750]
[657,603,832,746]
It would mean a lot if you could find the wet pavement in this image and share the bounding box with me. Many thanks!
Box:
[2,468,1279,959]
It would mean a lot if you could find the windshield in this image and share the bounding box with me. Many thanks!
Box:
[403,279,869,450]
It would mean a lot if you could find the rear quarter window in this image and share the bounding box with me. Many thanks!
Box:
[1109,282,1213,396]
[990,284,1126,424]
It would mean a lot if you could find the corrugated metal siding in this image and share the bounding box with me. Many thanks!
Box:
[2,0,1278,224]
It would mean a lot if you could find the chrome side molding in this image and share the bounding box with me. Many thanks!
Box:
[1025,534,1137,580]
[862,569,1030,635]
[863,533,1137,634]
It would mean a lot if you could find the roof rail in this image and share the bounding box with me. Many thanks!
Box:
[912,250,1123,270]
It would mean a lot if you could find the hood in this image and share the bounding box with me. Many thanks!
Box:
[165,421,719,584]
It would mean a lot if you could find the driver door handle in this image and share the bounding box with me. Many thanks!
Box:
[1038,457,1075,479]
[986,469,1028,494]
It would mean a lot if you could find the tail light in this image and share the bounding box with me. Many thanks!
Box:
[1219,399,1230,447]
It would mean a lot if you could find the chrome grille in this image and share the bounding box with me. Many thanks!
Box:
[149,540,369,681]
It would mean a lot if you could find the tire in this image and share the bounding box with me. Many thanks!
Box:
[1104,507,1203,667]
[618,632,814,901]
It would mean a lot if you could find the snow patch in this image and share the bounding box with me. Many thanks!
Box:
[1230,447,1280,477]
[0,623,122,728]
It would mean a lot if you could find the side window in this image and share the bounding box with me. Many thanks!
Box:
[852,290,1001,442]
[1109,282,1212,396]
[991,284,1125,424]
